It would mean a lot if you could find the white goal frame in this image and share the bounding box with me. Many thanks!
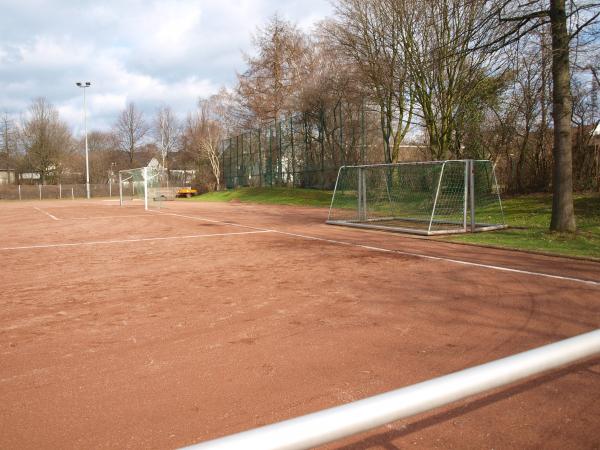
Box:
[327,159,506,236]
[118,167,156,210]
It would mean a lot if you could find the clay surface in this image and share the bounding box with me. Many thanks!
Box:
[1,199,598,449]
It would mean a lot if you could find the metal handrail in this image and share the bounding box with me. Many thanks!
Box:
[182,329,600,450]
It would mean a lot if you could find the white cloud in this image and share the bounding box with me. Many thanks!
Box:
[0,0,333,132]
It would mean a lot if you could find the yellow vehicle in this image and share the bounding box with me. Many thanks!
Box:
[176,187,198,198]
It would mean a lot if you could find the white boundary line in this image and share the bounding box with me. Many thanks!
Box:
[67,214,151,220]
[0,230,271,251]
[33,206,60,221]
[157,210,600,288]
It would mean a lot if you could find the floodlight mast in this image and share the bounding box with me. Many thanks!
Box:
[76,81,91,199]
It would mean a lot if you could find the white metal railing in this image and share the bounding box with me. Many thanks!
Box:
[182,329,600,450]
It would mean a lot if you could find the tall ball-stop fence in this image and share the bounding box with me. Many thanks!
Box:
[220,105,392,190]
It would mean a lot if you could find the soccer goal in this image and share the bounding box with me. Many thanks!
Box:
[327,159,506,235]
[118,166,176,210]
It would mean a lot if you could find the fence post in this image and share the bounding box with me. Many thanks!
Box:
[290,116,295,187]
[357,168,365,221]
[143,167,148,210]
[278,119,283,183]
[304,114,309,186]
[109,182,112,198]
[269,126,273,187]
[361,101,366,164]
[339,102,344,165]
[248,132,253,184]
[235,135,239,188]
[59,184,62,199]
[469,159,476,232]
[258,129,263,187]
[71,187,74,200]
[39,184,42,200]
[119,173,123,206]
[18,184,21,201]
[320,112,325,189]
[221,141,226,190]
[463,162,469,232]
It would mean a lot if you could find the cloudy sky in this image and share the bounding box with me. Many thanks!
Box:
[0,0,333,137]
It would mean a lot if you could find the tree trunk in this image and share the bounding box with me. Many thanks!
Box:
[549,0,576,232]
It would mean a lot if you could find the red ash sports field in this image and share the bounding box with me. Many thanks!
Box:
[0,199,599,449]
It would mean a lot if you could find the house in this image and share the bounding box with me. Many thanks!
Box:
[0,169,16,185]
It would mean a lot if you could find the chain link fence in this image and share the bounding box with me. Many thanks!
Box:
[221,105,413,190]
[0,183,120,201]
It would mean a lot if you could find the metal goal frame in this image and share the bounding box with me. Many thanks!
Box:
[326,159,506,236]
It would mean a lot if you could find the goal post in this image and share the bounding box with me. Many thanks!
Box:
[118,166,176,210]
[327,160,506,235]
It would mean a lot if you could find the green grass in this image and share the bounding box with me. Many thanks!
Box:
[444,193,600,259]
[184,187,600,259]
[183,186,334,207]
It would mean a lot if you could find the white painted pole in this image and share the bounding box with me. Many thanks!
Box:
[59,184,62,199]
[143,167,148,210]
[38,184,42,200]
[119,173,123,206]
[327,166,345,222]
[71,187,74,200]
[428,162,446,234]
[183,329,600,450]
[18,184,21,200]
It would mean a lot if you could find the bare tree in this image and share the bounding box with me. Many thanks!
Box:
[480,0,600,231]
[0,113,17,172]
[394,0,498,159]
[571,71,599,189]
[326,0,412,163]
[153,105,180,169]
[198,101,222,191]
[197,90,238,190]
[115,102,149,166]
[20,98,73,184]
[85,131,120,183]
[237,14,310,124]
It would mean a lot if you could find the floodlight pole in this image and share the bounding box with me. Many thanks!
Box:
[76,81,91,199]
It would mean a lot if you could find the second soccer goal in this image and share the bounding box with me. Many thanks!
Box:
[119,166,176,210]
[327,159,506,235]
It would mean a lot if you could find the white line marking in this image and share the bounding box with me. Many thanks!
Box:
[153,211,268,231]
[33,207,60,221]
[67,215,150,220]
[0,230,271,251]
[273,230,600,288]
[158,210,600,287]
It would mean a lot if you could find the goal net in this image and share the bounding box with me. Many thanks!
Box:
[327,160,506,235]
[119,167,177,210]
